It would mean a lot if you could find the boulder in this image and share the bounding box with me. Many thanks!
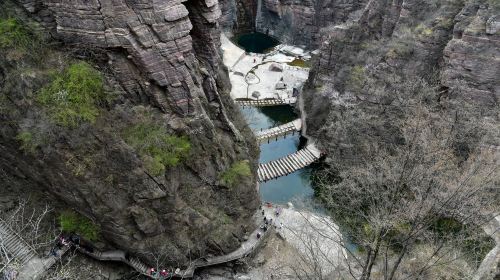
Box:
[269,63,284,72]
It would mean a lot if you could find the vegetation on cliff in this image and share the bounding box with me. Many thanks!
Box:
[0,18,32,48]
[59,210,100,241]
[220,160,251,187]
[124,120,191,176]
[37,62,107,128]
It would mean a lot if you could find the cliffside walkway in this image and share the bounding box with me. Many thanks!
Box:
[235,98,295,107]
[255,119,302,142]
[0,219,69,280]
[257,144,322,182]
[76,213,272,279]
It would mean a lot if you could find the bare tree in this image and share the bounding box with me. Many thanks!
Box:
[308,95,499,280]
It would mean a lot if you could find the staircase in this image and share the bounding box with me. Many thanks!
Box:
[0,219,37,266]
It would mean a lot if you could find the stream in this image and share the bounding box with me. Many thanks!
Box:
[240,106,316,206]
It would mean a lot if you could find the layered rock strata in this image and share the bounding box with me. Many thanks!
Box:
[1,0,259,267]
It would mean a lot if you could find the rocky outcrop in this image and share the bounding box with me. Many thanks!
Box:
[219,0,257,34]
[0,0,259,268]
[442,4,500,107]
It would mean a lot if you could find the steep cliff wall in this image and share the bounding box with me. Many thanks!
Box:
[255,0,368,47]
[220,0,257,34]
[0,0,259,267]
[304,0,499,162]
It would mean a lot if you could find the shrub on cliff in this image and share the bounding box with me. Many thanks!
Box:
[124,122,191,176]
[37,62,106,128]
[15,131,37,154]
[59,210,100,241]
[0,17,34,49]
[220,160,251,188]
[0,17,44,60]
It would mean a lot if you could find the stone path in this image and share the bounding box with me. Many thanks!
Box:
[255,119,302,142]
[0,218,68,280]
[257,144,322,182]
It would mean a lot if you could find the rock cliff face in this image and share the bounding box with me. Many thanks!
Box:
[303,0,499,163]
[220,0,257,34]
[219,0,369,48]
[0,0,259,267]
[255,0,368,47]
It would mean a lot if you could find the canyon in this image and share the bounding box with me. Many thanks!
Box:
[0,0,499,279]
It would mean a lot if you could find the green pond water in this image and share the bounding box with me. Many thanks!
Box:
[240,105,359,253]
[235,32,280,54]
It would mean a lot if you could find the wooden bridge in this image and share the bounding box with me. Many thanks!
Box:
[0,218,69,280]
[235,98,296,107]
[257,144,322,182]
[255,119,302,142]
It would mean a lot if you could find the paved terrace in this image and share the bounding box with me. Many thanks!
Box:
[221,34,310,102]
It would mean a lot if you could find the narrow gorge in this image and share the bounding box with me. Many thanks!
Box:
[0,0,499,279]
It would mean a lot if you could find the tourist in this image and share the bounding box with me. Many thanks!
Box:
[160,269,168,278]
[149,268,156,276]
[263,216,267,223]
[257,232,261,239]
[261,209,265,215]
[60,236,69,246]
[69,234,80,245]
[49,246,58,257]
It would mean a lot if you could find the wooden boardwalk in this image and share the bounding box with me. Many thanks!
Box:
[76,211,273,279]
[258,144,321,182]
[255,119,302,142]
[235,98,296,107]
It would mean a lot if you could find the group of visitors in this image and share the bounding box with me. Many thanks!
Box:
[257,203,285,239]
[148,267,172,279]
[49,233,93,258]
